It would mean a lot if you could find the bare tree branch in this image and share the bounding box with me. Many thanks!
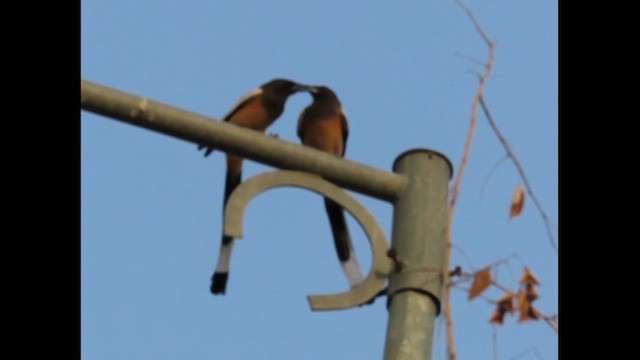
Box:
[479,154,509,200]
[452,243,477,270]
[445,1,497,359]
[490,280,511,294]
[493,326,499,360]
[531,346,546,360]
[508,348,531,360]
[541,315,558,334]
[454,51,488,67]
[454,0,494,47]
[455,280,558,335]
[478,97,558,253]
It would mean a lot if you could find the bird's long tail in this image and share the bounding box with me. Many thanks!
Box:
[198,144,215,157]
[211,156,243,295]
[324,197,365,287]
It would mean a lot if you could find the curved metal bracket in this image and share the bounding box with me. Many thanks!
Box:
[224,170,393,311]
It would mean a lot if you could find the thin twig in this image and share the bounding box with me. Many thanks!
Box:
[451,285,497,304]
[487,254,520,269]
[445,2,497,358]
[491,281,511,293]
[478,97,558,253]
[495,255,518,289]
[454,0,494,47]
[449,254,520,288]
[454,51,488,67]
[493,326,499,360]
[453,283,558,334]
[451,274,475,287]
[531,346,546,360]
[452,243,477,270]
[508,349,530,360]
[479,154,509,200]
[542,314,558,333]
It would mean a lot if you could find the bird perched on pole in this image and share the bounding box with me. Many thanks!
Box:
[297,85,365,288]
[201,78,311,295]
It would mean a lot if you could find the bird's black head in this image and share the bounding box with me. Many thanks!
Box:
[259,79,312,119]
[261,78,312,96]
[307,86,340,104]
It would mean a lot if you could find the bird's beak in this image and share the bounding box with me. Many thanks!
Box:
[294,84,318,94]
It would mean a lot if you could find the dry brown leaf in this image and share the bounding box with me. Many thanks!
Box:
[518,309,533,322]
[530,306,542,320]
[509,185,525,219]
[517,290,526,307]
[468,267,492,300]
[525,285,539,301]
[490,309,506,325]
[496,292,515,313]
[517,290,531,322]
[490,292,515,325]
[516,290,541,323]
[518,305,541,323]
[520,267,541,286]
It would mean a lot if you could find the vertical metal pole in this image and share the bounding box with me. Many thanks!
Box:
[383,149,452,360]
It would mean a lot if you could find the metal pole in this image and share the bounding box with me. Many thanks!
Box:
[384,149,452,360]
[81,79,406,202]
[81,80,455,358]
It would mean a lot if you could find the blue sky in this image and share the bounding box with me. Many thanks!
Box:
[81,1,558,359]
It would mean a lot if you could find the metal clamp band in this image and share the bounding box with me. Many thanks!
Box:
[223,170,393,311]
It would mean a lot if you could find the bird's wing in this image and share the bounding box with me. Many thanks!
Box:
[340,107,349,156]
[222,87,264,122]
[296,107,308,140]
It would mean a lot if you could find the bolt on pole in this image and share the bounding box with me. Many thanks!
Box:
[384,150,452,360]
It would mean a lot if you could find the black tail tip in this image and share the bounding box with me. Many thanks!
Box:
[197,144,215,157]
[211,272,229,295]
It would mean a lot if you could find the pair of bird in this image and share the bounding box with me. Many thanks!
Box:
[199,79,363,295]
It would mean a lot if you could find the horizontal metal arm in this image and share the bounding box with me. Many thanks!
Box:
[81,79,407,202]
